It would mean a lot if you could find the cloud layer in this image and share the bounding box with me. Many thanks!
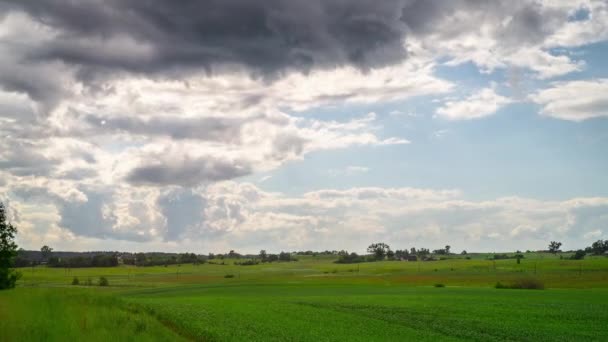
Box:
[5,181,607,252]
[1,1,608,252]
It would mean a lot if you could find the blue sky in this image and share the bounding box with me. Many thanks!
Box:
[1,0,608,253]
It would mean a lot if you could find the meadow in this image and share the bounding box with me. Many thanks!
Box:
[2,253,608,341]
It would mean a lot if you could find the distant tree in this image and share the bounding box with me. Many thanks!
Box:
[394,249,409,259]
[259,250,267,262]
[40,245,53,261]
[417,248,430,258]
[445,245,451,255]
[461,250,468,255]
[367,243,391,260]
[1,202,21,289]
[410,247,417,255]
[548,241,562,254]
[135,252,147,266]
[590,240,608,255]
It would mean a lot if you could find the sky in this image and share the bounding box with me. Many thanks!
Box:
[1,0,608,254]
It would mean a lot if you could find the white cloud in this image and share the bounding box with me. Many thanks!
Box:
[531,79,608,121]
[436,88,513,120]
[8,181,608,253]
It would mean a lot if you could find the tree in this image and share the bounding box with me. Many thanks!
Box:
[445,245,451,255]
[367,243,391,260]
[590,240,608,255]
[548,241,562,254]
[1,202,20,289]
[259,250,267,262]
[40,245,53,261]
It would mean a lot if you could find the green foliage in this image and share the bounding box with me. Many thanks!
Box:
[72,277,80,285]
[98,277,109,286]
[335,251,365,264]
[589,239,608,255]
[0,202,20,290]
[367,242,391,260]
[224,274,235,278]
[570,250,586,260]
[434,283,445,287]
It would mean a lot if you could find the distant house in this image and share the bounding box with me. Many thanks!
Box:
[407,255,418,262]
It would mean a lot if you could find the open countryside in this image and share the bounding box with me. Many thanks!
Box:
[2,242,608,341]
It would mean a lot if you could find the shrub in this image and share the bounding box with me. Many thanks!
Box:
[570,250,585,260]
[495,278,545,290]
[98,276,109,286]
[71,277,79,285]
[434,283,445,288]
[224,274,235,278]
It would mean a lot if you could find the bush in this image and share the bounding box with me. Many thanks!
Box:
[570,250,586,260]
[235,259,259,266]
[98,277,109,286]
[434,283,445,288]
[71,277,79,285]
[495,278,545,290]
[224,274,235,278]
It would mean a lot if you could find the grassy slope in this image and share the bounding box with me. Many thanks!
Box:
[0,287,188,342]
[3,254,608,341]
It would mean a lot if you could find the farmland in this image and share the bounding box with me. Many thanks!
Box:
[2,253,608,341]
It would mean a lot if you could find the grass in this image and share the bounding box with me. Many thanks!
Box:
[3,253,608,341]
[0,287,187,341]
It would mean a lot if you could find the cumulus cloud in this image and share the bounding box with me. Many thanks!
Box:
[436,87,513,120]
[7,181,608,252]
[531,79,608,121]
[1,0,608,252]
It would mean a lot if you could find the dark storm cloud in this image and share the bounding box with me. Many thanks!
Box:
[126,157,252,187]
[3,0,410,78]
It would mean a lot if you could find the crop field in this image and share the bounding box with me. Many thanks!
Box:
[2,254,608,341]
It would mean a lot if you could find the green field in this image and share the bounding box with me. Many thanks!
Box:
[2,254,608,341]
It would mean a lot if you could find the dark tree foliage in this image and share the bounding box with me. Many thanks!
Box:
[0,202,21,289]
[548,241,562,254]
[335,251,365,264]
[570,250,586,260]
[367,243,391,260]
[40,245,53,261]
[588,240,608,255]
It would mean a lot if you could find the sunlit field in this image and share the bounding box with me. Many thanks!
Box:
[3,253,608,341]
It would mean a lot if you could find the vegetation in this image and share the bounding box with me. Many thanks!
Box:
[0,202,20,289]
[98,276,109,287]
[495,277,545,290]
[4,240,608,340]
[548,241,562,254]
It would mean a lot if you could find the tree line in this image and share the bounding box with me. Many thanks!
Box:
[1,201,607,290]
